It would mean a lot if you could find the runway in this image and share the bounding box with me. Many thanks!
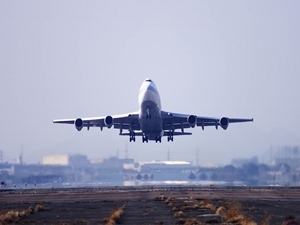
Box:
[1,186,299,224]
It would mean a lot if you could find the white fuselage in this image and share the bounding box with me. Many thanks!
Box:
[138,79,163,141]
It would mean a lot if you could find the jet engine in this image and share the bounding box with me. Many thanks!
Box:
[75,118,84,131]
[187,115,197,128]
[104,116,114,129]
[220,117,229,130]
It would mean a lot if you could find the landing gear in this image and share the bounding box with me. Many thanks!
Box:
[167,131,174,142]
[129,136,135,142]
[167,136,173,142]
[155,136,161,143]
[142,135,148,143]
[129,132,136,142]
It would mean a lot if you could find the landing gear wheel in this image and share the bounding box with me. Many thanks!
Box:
[156,136,161,143]
[167,136,174,142]
[130,136,136,142]
[142,136,148,143]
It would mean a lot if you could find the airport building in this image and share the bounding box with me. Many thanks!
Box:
[124,160,192,173]
[42,154,90,167]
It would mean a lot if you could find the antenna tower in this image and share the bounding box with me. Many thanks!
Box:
[0,150,3,163]
[196,148,199,167]
[125,142,128,159]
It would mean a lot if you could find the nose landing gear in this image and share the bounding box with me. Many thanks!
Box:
[155,136,162,143]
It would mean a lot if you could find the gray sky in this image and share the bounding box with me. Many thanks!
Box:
[0,1,300,165]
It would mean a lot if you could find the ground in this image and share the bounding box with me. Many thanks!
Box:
[0,186,300,224]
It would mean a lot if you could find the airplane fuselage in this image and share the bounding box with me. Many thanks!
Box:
[138,79,163,142]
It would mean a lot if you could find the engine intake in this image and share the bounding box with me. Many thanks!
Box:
[75,118,84,131]
[220,117,229,130]
[187,115,197,128]
[104,116,114,129]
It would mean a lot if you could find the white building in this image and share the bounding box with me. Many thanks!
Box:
[43,155,69,165]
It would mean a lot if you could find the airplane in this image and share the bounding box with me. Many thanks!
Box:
[53,78,253,143]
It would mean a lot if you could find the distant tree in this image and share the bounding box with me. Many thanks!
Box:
[188,172,196,180]
[242,163,259,178]
[235,168,246,181]
[211,173,218,181]
[277,163,291,173]
[258,163,271,172]
[136,174,142,180]
[223,165,236,173]
[199,172,208,180]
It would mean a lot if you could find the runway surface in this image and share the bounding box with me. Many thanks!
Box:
[1,186,299,224]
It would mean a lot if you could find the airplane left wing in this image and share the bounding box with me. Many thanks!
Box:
[53,111,140,134]
[161,110,253,131]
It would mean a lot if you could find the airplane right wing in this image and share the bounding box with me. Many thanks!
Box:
[161,110,253,132]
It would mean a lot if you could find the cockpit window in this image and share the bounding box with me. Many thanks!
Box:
[145,78,152,82]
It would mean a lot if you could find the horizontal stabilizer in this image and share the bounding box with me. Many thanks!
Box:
[165,132,192,136]
[119,132,143,136]
[119,132,192,136]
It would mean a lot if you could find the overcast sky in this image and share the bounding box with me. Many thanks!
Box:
[0,1,299,165]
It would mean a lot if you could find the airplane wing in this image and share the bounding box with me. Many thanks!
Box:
[161,110,253,131]
[53,111,140,133]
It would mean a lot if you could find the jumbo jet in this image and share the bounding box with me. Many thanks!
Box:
[53,79,253,143]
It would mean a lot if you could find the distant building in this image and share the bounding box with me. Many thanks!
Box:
[43,155,69,165]
[68,154,90,168]
[231,156,258,168]
[0,164,15,176]
[126,160,192,172]
[42,154,90,167]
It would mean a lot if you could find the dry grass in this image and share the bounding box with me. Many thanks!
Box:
[164,197,175,204]
[226,202,242,219]
[73,219,88,224]
[241,218,257,225]
[26,206,34,215]
[194,200,215,211]
[155,195,167,201]
[0,206,33,224]
[222,202,257,225]
[260,215,271,225]
[106,205,125,225]
[183,218,201,225]
[174,211,183,217]
[0,204,49,225]
[0,210,25,224]
[35,204,46,212]
[216,206,226,218]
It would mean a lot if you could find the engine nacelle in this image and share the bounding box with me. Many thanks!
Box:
[104,115,114,129]
[75,118,84,131]
[220,117,229,130]
[187,115,197,128]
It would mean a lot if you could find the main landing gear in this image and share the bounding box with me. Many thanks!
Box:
[167,131,174,142]
[129,132,136,142]
[142,135,148,143]
[167,136,174,142]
